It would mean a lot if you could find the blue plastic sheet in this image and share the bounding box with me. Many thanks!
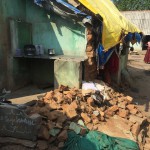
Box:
[97,44,114,66]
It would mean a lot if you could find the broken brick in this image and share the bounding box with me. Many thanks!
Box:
[87,97,95,107]
[87,123,93,130]
[38,125,49,140]
[127,104,135,110]
[118,109,129,118]
[70,100,78,109]
[46,111,61,121]
[125,96,133,103]
[118,101,128,109]
[129,115,147,125]
[37,140,48,150]
[38,100,45,107]
[58,142,64,148]
[81,113,91,123]
[108,105,119,112]
[130,108,138,115]
[54,92,64,104]
[57,130,68,142]
[49,99,59,110]
[44,91,54,100]
[131,123,140,137]
[105,105,119,117]
[62,104,78,119]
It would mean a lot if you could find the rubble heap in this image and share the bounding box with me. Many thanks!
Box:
[24,85,149,150]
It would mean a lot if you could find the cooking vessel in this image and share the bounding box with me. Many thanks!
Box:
[48,49,55,55]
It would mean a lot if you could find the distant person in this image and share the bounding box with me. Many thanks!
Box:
[144,41,150,64]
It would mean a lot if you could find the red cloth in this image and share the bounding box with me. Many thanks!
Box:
[144,42,150,64]
[109,52,119,74]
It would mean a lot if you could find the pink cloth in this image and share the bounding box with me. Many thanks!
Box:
[144,42,150,63]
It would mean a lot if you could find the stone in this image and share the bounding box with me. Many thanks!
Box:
[144,144,150,150]
[105,105,119,117]
[54,92,64,103]
[100,116,105,121]
[117,97,125,103]
[37,140,48,150]
[131,123,140,137]
[0,104,39,141]
[67,107,78,119]
[87,97,95,107]
[145,138,150,144]
[29,113,42,124]
[92,117,99,125]
[58,142,64,148]
[130,108,138,115]
[80,127,87,135]
[57,115,67,124]
[69,122,81,134]
[70,100,78,109]
[0,137,36,148]
[81,113,91,123]
[38,100,45,107]
[108,105,119,112]
[99,110,105,117]
[136,112,143,118]
[49,99,59,110]
[47,121,55,130]
[87,123,93,130]
[126,104,135,110]
[118,109,129,118]
[59,85,69,92]
[138,129,145,143]
[46,110,61,121]
[44,91,54,100]
[57,130,68,141]
[93,110,100,117]
[78,120,85,126]
[118,101,128,109]
[55,123,63,129]
[62,104,78,119]
[38,125,49,140]
[49,128,61,137]
[125,96,133,103]
[82,89,94,96]
[129,115,147,125]
[49,136,57,144]
[49,145,59,150]
[109,99,117,105]
[39,107,49,116]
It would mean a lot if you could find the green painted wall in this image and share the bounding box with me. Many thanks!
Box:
[26,0,86,56]
[0,0,28,89]
[0,0,86,90]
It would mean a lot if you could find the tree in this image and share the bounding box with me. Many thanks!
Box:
[113,0,150,11]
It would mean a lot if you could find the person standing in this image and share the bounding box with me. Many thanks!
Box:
[144,41,150,64]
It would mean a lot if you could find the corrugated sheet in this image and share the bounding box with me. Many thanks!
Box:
[122,11,150,35]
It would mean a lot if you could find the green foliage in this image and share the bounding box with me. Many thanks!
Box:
[113,0,150,11]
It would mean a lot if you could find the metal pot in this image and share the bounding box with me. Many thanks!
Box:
[48,49,55,55]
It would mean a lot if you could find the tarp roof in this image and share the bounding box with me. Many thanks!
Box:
[78,0,141,51]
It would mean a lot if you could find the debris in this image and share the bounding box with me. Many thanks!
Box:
[37,140,48,150]
[6,83,149,149]
[81,113,91,123]
[49,129,61,137]
[38,125,49,140]
[57,130,68,141]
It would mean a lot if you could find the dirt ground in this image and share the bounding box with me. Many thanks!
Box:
[126,51,150,117]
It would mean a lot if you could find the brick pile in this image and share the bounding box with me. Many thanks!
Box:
[25,85,150,150]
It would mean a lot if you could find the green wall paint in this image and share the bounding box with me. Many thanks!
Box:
[0,0,28,89]
[26,0,86,56]
[0,0,86,89]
